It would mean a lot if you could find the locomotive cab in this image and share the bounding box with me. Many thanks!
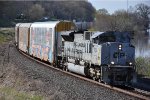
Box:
[91,31,136,85]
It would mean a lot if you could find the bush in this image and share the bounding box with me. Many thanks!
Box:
[0,28,15,44]
[136,57,150,77]
[0,87,43,100]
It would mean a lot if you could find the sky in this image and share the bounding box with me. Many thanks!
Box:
[88,0,150,14]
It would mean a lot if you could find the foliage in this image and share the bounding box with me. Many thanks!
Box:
[28,4,45,21]
[0,28,15,44]
[0,1,95,27]
[136,57,150,77]
[94,9,133,31]
[97,8,108,15]
[136,3,150,31]
[0,87,43,100]
[94,3,150,32]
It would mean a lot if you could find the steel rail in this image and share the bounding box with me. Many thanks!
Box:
[19,50,150,100]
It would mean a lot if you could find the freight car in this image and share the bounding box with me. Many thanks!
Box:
[15,21,136,86]
[15,21,76,64]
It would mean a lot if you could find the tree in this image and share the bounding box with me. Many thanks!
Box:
[97,8,109,15]
[93,3,150,33]
[28,4,45,21]
[113,10,134,31]
[136,3,150,31]
[94,9,132,32]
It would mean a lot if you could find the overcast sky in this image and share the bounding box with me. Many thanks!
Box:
[88,0,150,14]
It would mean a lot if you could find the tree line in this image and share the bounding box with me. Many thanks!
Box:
[0,1,149,33]
[0,1,95,24]
[94,3,150,32]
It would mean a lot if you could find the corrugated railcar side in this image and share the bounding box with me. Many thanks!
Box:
[15,23,21,47]
[18,23,31,53]
[29,21,75,65]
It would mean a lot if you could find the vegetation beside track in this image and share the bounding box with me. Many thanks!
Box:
[136,57,150,77]
[0,86,43,100]
[0,28,14,44]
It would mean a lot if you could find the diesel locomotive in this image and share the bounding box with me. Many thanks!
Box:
[15,21,136,86]
[59,31,136,86]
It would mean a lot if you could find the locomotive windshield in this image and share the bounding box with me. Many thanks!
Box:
[114,32,131,43]
[99,34,116,43]
[92,31,131,44]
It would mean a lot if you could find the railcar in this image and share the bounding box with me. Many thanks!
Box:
[15,21,76,65]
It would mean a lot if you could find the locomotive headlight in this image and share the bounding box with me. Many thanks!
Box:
[119,45,122,48]
[111,61,115,64]
[119,44,122,50]
[129,62,132,65]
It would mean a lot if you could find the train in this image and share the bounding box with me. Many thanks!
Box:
[15,21,136,86]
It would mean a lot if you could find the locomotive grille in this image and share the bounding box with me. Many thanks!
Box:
[115,75,127,81]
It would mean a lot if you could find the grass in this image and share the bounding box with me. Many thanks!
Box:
[0,28,15,44]
[135,57,150,77]
[0,87,43,100]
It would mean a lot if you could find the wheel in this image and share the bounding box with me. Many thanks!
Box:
[62,66,65,71]
[92,77,96,81]
[98,79,101,82]
[65,66,68,72]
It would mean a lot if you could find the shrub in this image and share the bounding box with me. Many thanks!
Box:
[136,57,150,77]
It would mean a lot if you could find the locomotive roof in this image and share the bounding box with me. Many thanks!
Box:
[91,31,132,43]
[91,32,104,38]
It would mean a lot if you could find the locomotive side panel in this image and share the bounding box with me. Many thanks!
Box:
[63,33,92,62]
[63,41,74,58]
[123,44,135,65]
[91,44,102,65]
[82,41,91,61]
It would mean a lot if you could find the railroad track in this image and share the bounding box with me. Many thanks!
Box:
[19,49,150,100]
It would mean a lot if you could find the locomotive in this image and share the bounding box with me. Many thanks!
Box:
[15,21,136,86]
[59,31,136,86]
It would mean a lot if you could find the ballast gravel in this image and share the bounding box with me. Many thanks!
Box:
[0,43,139,100]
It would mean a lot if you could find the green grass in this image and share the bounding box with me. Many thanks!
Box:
[0,87,43,100]
[0,28,15,44]
[136,57,150,77]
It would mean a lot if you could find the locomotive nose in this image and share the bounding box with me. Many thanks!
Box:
[108,43,135,66]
